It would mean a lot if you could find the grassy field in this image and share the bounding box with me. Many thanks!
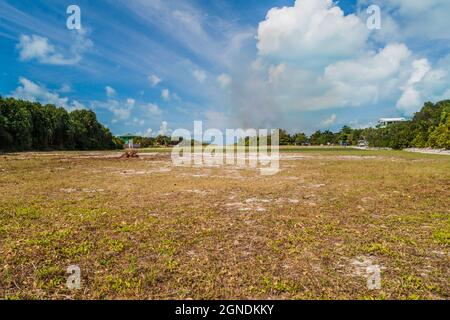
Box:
[0,148,448,300]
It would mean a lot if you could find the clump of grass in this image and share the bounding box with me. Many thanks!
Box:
[14,207,40,220]
[102,239,126,254]
[262,276,299,294]
[105,275,141,293]
[36,264,65,289]
[157,239,177,256]
[61,241,93,258]
[402,275,424,290]
[364,243,394,256]
[433,230,450,245]
[0,225,7,237]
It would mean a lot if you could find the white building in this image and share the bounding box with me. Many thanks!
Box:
[378,118,407,128]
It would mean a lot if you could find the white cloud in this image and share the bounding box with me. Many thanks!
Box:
[321,43,413,108]
[58,84,72,93]
[126,98,136,108]
[324,44,412,84]
[358,0,450,41]
[106,86,116,98]
[146,102,162,115]
[396,58,431,114]
[93,88,136,122]
[226,0,448,129]
[407,59,431,86]
[160,88,180,101]
[321,114,337,127]
[93,91,163,123]
[172,10,204,35]
[257,0,368,65]
[105,100,131,121]
[16,31,92,65]
[148,74,162,87]
[217,73,232,89]
[268,64,286,84]
[158,121,170,136]
[138,128,153,137]
[193,69,207,83]
[71,100,86,110]
[161,88,170,100]
[133,118,145,126]
[17,35,53,61]
[12,77,84,111]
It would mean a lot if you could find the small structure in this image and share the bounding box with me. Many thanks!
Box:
[118,134,141,149]
[118,134,141,159]
[378,118,406,128]
[358,139,369,148]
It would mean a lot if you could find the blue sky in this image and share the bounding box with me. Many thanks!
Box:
[1,0,450,136]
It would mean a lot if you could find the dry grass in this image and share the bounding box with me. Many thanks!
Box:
[0,148,449,300]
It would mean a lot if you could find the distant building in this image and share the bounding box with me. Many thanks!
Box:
[117,134,141,149]
[378,118,407,128]
[358,139,369,148]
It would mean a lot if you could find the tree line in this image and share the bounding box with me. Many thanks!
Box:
[276,100,449,150]
[0,97,121,151]
[1,97,449,152]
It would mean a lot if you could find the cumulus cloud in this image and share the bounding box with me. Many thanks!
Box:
[99,89,165,123]
[145,102,162,115]
[93,88,136,122]
[106,86,116,98]
[16,30,92,65]
[148,74,162,87]
[358,0,450,41]
[193,69,207,83]
[161,88,170,100]
[257,0,368,65]
[222,0,450,129]
[396,58,431,114]
[161,88,180,101]
[322,43,413,108]
[158,121,170,135]
[17,35,54,61]
[138,128,153,137]
[126,98,136,108]
[12,77,84,111]
[104,100,131,121]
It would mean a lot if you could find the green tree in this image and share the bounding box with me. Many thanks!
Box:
[427,110,450,149]
[0,97,116,152]
[293,132,307,145]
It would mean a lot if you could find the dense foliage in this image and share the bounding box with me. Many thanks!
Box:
[1,97,449,152]
[363,100,449,149]
[0,97,119,151]
[278,100,450,150]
